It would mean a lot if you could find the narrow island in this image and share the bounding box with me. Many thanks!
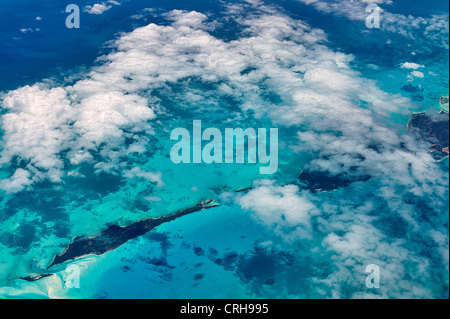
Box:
[20,274,54,282]
[47,200,219,269]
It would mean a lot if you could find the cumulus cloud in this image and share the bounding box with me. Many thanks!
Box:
[296,0,449,49]
[124,167,165,188]
[84,1,120,15]
[238,162,448,298]
[239,180,319,240]
[0,85,74,188]
[401,62,425,70]
[163,10,209,28]
[400,62,426,81]
[0,169,33,193]
[84,3,112,15]
[0,5,435,195]
[407,70,425,81]
[0,83,156,192]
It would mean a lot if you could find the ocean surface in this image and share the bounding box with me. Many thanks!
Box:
[0,0,448,299]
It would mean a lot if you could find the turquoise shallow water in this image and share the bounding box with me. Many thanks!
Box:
[0,0,448,299]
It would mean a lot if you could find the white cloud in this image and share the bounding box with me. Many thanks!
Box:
[163,10,209,28]
[0,169,33,193]
[238,162,448,298]
[297,0,449,49]
[124,167,165,188]
[0,85,74,181]
[407,70,425,81]
[84,2,119,15]
[239,180,319,240]
[401,62,425,70]
[19,28,38,34]
[0,7,428,194]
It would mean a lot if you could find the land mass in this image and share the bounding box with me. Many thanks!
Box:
[408,111,449,160]
[47,200,219,269]
[20,274,54,282]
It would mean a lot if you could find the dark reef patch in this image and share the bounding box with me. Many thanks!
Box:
[298,169,371,192]
[401,84,423,93]
[193,273,204,281]
[69,168,124,197]
[193,246,206,256]
[205,243,295,288]
[0,223,37,253]
[2,188,66,222]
